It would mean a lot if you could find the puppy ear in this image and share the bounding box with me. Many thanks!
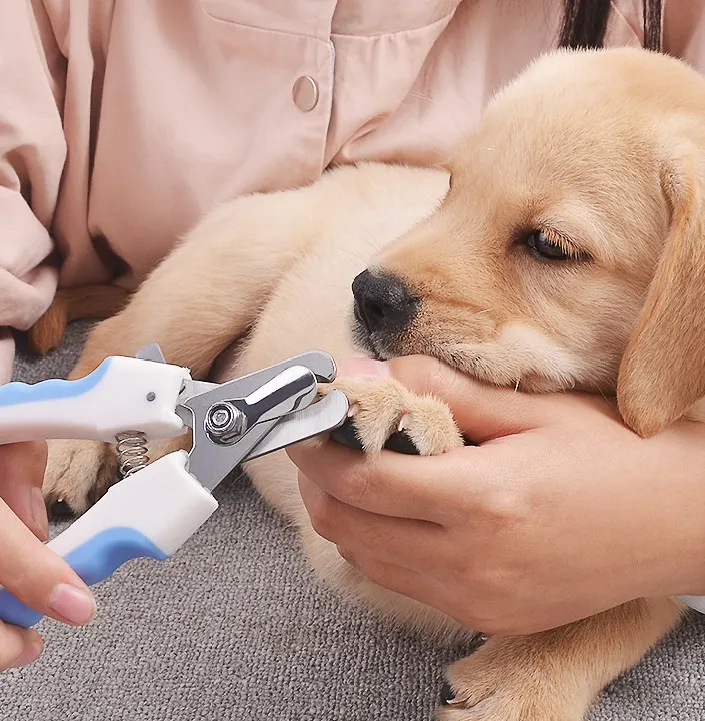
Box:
[617,153,705,437]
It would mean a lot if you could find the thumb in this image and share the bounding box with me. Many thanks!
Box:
[337,355,553,443]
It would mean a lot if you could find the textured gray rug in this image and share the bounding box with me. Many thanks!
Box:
[1,322,704,720]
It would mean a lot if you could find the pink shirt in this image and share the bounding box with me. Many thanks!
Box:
[1,0,703,379]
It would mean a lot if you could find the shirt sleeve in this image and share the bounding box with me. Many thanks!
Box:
[0,0,69,382]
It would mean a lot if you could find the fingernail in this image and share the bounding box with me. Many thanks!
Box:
[30,487,49,542]
[337,358,390,379]
[48,584,96,625]
[10,639,43,669]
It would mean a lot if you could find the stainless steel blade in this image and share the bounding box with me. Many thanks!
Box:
[180,351,336,429]
[227,365,317,431]
[246,389,349,460]
[136,343,167,364]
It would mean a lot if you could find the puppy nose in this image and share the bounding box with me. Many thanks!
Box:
[352,270,418,334]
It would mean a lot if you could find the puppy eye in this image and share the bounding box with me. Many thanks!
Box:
[525,230,573,261]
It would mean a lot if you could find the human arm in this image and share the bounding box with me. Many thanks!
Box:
[0,2,70,381]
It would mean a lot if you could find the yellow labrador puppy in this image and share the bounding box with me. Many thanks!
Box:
[34,48,705,720]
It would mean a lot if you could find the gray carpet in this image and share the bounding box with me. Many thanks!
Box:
[2,322,704,720]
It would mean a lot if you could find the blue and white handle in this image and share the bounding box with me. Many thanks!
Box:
[0,451,218,628]
[0,355,190,443]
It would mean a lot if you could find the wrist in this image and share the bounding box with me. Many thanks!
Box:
[672,543,705,600]
[646,421,705,600]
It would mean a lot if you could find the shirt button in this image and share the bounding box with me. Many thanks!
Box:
[292,76,319,112]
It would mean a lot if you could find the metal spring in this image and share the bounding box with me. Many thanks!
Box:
[115,431,150,479]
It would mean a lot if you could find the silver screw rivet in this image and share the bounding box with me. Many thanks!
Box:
[211,409,230,426]
[205,402,248,444]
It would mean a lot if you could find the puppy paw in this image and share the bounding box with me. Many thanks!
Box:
[325,377,463,456]
[435,636,589,721]
[42,439,118,517]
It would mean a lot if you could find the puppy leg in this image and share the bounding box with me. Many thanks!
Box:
[44,189,321,514]
[71,191,322,380]
[321,381,682,721]
[436,597,683,721]
[42,439,119,515]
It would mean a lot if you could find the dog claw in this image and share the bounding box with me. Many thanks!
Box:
[439,681,459,705]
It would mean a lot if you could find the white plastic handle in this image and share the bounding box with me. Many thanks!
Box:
[0,451,218,628]
[47,450,218,557]
[0,356,191,443]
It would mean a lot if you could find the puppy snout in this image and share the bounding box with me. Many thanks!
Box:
[352,270,418,335]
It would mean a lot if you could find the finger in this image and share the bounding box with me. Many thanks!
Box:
[0,498,95,626]
[298,472,445,569]
[288,435,472,521]
[336,547,480,628]
[0,442,49,541]
[0,625,43,671]
[378,355,570,443]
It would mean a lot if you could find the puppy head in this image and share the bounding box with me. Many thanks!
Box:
[352,48,705,436]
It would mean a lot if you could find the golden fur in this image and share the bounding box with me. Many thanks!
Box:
[32,48,705,720]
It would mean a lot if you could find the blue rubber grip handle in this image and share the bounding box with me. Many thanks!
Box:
[0,358,112,407]
[0,528,167,629]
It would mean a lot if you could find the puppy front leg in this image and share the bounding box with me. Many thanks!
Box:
[45,189,320,514]
[71,190,321,379]
[437,597,684,721]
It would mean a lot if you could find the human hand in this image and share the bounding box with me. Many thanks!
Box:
[288,356,705,636]
[0,441,96,671]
